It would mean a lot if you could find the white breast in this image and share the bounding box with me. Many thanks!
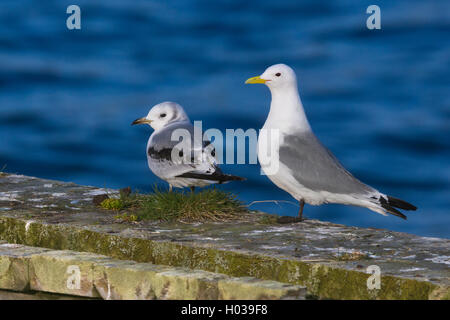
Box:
[257,125,327,205]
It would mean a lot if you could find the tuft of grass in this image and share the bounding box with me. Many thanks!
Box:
[335,251,371,261]
[99,186,248,222]
[114,213,138,222]
[100,198,125,210]
[258,214,279,225]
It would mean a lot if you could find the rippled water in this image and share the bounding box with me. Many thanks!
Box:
[0,0,449,237]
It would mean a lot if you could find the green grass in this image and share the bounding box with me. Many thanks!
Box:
[100,186,248,222]
[0,164,6,176]
[258,214,279,225]
[334,251,371,261]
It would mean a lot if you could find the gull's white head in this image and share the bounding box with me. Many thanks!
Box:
[245,63,311,130]
[132,101,190,130]
[245,64,297,91]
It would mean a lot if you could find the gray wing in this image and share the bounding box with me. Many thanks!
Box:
[279,131,376,195]
[147,121,218,180]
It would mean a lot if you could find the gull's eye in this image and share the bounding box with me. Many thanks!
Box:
[275,73,281,77]
[160,113,166,118]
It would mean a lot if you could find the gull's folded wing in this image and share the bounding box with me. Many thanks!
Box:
[147,121,218,180]
[278,131,376,196]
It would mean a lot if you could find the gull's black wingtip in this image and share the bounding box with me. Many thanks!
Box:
[176,172,246,183]
[387,195,417,211]
[379,195,417,220]
[225,174,246,182]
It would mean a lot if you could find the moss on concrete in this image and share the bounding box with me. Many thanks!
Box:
[0,216,445,299]
[0,174,448,300]
[258,214,279,225]
[113,213,138,222]
[0,252,29,291]
[1,243,306,300]
[100,199,124,210]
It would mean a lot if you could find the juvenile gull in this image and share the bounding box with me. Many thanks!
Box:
[246,64,417,220]
[132,101,244,191]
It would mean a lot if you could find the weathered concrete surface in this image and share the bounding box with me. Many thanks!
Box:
[0,242,50,291]
[0,242,305,300]
[0,289,93,300]
[0,173,449,299]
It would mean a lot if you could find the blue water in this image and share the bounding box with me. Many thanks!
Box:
[0,0,449,238]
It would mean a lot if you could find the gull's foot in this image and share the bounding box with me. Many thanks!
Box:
[277,216,305,224]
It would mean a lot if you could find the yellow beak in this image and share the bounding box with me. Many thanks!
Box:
[245,76,268,84]
[131,117,152,125]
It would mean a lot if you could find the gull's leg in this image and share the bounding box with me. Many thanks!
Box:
[190,186,195,193]
[276,200,305,224]
[298,200,305,220]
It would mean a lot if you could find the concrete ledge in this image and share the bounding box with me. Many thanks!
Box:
[0,174,449,299]
[0,242,305,300]
[0,290,93,300]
